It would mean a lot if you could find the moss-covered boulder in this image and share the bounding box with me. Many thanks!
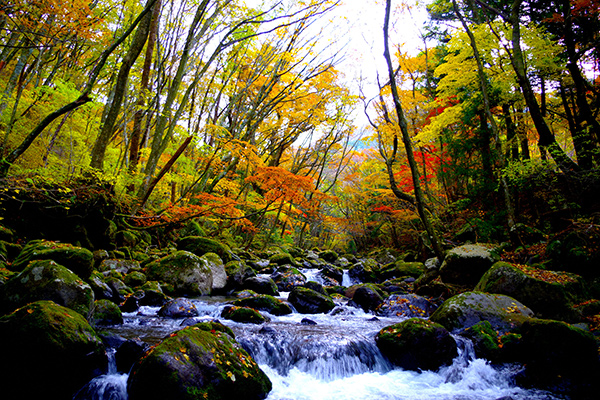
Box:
[139,280,170,307]
[11,240,94,279]
[319,249,338,263]
[517,318,600,395]
[200,252,227,291]
[124,270,147,288]
[88,271,114,300]
[430,291,534,333]
[146,250,213,296]
[475,261,587,322]
[272,266,306,292]
[0,301,108,399]
[90,299,123,326]
[379,261,425,281]
[158,298,199,319]
[1,259,95,318]
[106,276,133,303]
[221,306,268,324]
[461,321,506,362]
[224,260,256,292]
[178,236,234,263]
[376,294,436,318]
[348,259,378,283]
[242,276,279,296]
[127,323,271,400]
[269,252,296,266]
[288,286,335,314]
[376,318,458,371]
[233,294,293,315]
[351,284,385,312]
[439,244,500,286]
[319,264,344,286]
[99,258,141,275]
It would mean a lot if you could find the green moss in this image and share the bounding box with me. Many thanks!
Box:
[124,271,147,288]
[233,294,292,315]
[221,306,268,324]
[91,299,123,327]
[178,236,233,263]
[11,240,94,279]
[269,252,296,266]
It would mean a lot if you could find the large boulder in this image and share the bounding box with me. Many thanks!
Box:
[348,259,378,283]
[319,264,344,286]
[146,250,213,296]
[376,318,458,371]
[233,294,293,316]
[158,298,199,319]
[430,291,534,333]
[376,294,437,318]
[439,244,500,286]
[11,240,94,279]
[221,306,268,324]
[378,261,425,281]
[243,276,279,296]
[90,299,123,326]
[99,259,140,275]
[127,322,272,400]
[178,236,235,263]
[200,252,227,291]
[224,260,256,292]
[0,301,108,399]
[351,284,385,312]
[271,267,306,291]
[288,286,335,314]
[517,319,600,396]
[475,261,587,321]
[1,259,95,318]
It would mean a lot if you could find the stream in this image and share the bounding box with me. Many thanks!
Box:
[74,270,567,400]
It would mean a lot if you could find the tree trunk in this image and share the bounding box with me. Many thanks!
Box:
[383,0,445,261]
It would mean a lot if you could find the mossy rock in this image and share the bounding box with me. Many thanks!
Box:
[376,294,435,318]
[90,299,123,326]
[319,264,344,285]
[146,250,213,296]
[318,249,338,263]
[0,240,21,261]
[127,323,271,400]
[461,321,502,362]
[233,294,292,315]
[99,259,141,274]
[439,244,500,286]
[225,260,256,292]
[242,276,279,296]
[1,259,95,318]
[106,276,133,303]
[376,318,458,371]
[288,286,335,314]
[0,301,107,399]
[221,306,268,324]
[379,261,425,281]
[430,291,534,334]
[269,252,296,266]
[348,259,378,283]
[475,261,588,322]
[0,224,15,241]
[272,266,306,292]
[158,298,199,319]
[517,318,600,394]
[124,270,147,288]
[11,240,94,279]
[139,280,169,307]
[0,264,16,285]
[200,252,227,291]
[178,236,234,263]
[351,284,385,312]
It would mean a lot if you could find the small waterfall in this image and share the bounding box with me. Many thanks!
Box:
[238,325,392,380]
[341,269,353,286]
[73,349,128,400]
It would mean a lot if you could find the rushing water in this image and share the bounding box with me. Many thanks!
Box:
[75,271,567,400]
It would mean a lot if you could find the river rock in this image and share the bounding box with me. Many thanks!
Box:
[90,299,123,326]
[272,266,306,291]
[243,276,279,296]
[106,276,132,303]
[351,284,385,312]
[288,286,335,314]
[349,259,378,283]
[439,244,500,286]
[127,322,272,400]
[430,291,534,333]
[158,298,199,319]
[319,264,344,285]
[88,271,114,300]
[376,318,458,371]
[475,261,587,321]
[116,338,151,374]
[224,260,256,292]
[178,236,235,263]
[376,294,436,318]
[233,294,293,315]
[221,305,268,324]
[269,252,297,266]
[10,239,94,279]
[201,252,227,291]
[516,318,600,395]
[1,259,95,318]
[0,300,107,399]
[319,249,338,263]
[124,270,147,287]
[139,280,170,306]
[303,280,327,295]
[99,258,140,275]
[378,261,425,281]
[146,250,213,296]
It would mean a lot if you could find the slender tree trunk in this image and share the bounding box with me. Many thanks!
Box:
[90,0,155,170]
[383,0,445,261]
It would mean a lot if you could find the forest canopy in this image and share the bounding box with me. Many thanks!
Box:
[0,0,598,255]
